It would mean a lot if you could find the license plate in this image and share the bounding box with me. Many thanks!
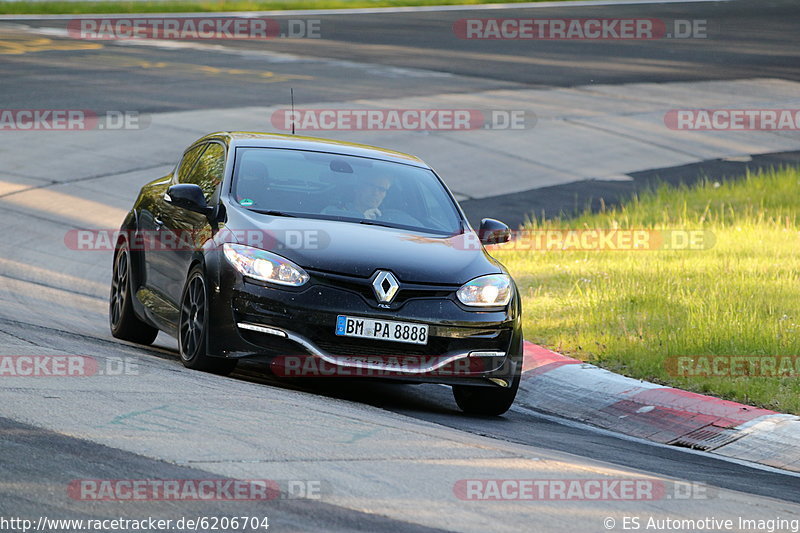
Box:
[335,315,428,345]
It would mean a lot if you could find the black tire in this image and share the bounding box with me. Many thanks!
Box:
[453,337,523,416]
[110,243,159,345]
[452,371,521,416]
[179,265,237,376]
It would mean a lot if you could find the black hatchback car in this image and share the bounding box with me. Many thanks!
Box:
[110,132,523,415]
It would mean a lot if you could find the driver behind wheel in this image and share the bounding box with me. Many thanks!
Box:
[323,174,393,220]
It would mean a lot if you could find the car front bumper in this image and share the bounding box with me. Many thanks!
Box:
[206,265,523,387]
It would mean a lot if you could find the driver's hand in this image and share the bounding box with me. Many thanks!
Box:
[363,208,381,220]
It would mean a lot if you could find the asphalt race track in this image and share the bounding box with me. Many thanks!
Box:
[1,1,800,531]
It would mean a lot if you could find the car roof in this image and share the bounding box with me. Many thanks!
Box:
[199,131,431,169]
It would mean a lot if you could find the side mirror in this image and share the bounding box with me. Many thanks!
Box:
[479,218,511,245]
[165,184,213,216]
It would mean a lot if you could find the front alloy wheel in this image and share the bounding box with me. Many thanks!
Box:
[179,266,237,375]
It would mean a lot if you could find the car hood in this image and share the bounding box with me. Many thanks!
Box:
[224,208,504,285]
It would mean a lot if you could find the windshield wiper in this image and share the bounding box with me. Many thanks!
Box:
[251,209,297,218]
[358,219,397,229]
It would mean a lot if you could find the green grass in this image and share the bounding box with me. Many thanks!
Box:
[492,167,800,414]
[0,0,574,15]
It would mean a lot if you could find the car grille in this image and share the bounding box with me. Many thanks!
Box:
[309,270,456,307]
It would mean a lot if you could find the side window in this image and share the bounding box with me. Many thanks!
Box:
[186,143,226,202]
[175,144,207,184]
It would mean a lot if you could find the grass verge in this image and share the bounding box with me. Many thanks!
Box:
[492,167,800,414]
[1,0,573,16]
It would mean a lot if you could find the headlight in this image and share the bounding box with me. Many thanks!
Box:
[223,243,309,286]
[456,274,512,307]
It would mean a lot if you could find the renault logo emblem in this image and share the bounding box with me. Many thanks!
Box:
[372,271,399,303]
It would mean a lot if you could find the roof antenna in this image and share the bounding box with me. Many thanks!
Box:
[290,88,296,135]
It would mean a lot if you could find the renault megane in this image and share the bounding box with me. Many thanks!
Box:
[109,132,523,415]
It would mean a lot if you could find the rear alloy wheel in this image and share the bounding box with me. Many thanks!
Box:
[179,266,237,375]
[109,243,159,345]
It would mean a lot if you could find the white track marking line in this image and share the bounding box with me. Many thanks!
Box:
[436,383,800,479]
[512,404,800,479]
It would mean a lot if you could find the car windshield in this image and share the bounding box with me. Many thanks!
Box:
[231,147,463,235]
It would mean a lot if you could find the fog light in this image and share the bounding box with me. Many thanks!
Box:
[238,322,287,337]
[469,351,506,358]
